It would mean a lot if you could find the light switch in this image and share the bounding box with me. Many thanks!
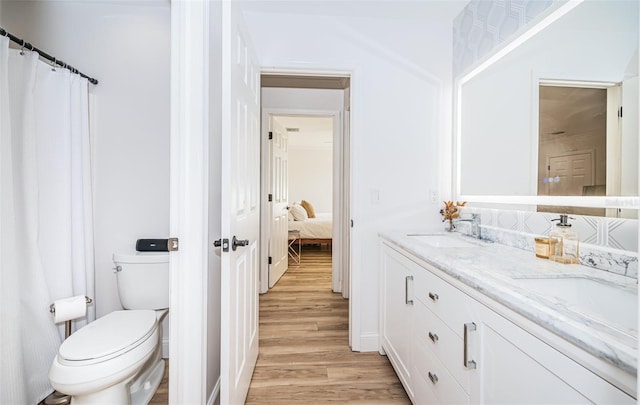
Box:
[429,189,438,203]
[371,190,380,204]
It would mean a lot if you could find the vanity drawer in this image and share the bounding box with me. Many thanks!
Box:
[414,301,469,392]
[413,336,469,405]
[412,364,440,405]
[414,266,471,337]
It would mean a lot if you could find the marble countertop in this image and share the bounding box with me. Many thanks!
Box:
[379,231,638,376]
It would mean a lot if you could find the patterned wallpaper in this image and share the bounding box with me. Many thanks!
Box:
[452,0,559,77]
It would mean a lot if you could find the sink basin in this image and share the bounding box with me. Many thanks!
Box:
[518,276,637,333]
[407,234,480,248]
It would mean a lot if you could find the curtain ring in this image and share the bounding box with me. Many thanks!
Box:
[51,58,57,72]
[20,39,25,55]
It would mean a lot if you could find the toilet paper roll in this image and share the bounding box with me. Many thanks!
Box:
[52,295,87,324]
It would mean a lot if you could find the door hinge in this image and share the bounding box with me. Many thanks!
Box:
[618,106,623,118]
[268,131,273,140]
[168,237,179,251]
[351,219,354,228]
[268,193,273,202]
[268,256,272,265]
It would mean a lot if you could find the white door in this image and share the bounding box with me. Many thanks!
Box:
[220,2,260,404]
[544,151,594,196]
[269,116,289,287]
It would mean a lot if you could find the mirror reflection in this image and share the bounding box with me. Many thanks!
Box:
[459,0,638,217]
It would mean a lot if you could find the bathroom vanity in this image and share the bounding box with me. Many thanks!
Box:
[379,232,637,404]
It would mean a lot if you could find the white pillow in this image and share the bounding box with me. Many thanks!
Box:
[289,204,308,221]
[288,211,294,221]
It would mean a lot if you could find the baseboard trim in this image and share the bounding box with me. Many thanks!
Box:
[358,333,379,352]
[207,377,220,405]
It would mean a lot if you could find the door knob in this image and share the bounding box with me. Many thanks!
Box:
[232,236,249,251]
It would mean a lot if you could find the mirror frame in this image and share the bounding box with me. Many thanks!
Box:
[454,0,639,211]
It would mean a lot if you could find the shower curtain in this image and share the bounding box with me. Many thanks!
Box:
[0,36,95,404]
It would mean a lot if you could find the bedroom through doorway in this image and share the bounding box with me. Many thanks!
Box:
[278,114,334,274]
[259,73,351,303]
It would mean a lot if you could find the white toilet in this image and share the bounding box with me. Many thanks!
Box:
[49,252,169,405]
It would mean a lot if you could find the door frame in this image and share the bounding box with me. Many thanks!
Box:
[169,1,211,403]
[260,108,345,294]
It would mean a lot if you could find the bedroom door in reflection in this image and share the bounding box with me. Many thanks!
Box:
[268,116,289,287]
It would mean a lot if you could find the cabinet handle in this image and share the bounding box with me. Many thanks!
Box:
[428,292,439,302]
[428,332,439,343]
[464,322,477,369]
[428,371,438,384]
[405,275,413,305]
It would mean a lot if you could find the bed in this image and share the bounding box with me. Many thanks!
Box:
[288,210,333,247]
[288,212,333,244]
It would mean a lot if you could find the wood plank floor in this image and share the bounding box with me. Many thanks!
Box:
[246,247,409,404]
[150,246,409,404]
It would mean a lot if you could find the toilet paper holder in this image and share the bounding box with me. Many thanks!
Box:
[45,296,93,405]
[49,296,93,338]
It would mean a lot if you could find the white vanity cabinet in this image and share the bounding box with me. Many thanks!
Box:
[381,243,470,404]
[380,242,635,404]
[380,244,417,398]
[467,300,634,404]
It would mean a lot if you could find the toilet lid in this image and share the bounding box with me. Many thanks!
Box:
[59,310,157,363]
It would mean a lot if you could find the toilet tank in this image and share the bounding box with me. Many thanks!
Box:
[112,252,169,310]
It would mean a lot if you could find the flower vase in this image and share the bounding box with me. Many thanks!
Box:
[445,220,455,232]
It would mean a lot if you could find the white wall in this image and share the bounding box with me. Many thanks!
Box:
[1,1,171,349]
[246,10,454,350]
[288,147,333,212]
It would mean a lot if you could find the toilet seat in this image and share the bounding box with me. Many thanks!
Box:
[59,310,157,366]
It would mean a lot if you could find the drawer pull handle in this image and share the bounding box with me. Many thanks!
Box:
[428,292,439,302]
[428,332,439,343]
[405,275,414,305]
[464,322,477,369]
[428,371,438,384]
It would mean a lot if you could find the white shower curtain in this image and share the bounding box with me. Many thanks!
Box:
[0,36,95,404]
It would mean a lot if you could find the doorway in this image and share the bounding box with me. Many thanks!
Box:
[259,73,351,303]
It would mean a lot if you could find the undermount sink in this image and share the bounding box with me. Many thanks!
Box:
[517,276,638,333]
[407,234,481,248]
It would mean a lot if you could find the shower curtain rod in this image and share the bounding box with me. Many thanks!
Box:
[0,27,98,85]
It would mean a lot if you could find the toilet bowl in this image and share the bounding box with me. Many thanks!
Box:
[49,252,169,405]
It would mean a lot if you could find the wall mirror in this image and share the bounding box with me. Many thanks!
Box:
[456,0,638,217]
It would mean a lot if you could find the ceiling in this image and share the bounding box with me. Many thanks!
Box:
[241,0,469,22]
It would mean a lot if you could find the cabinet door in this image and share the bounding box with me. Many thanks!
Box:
[381,245,415,398]
[468,300,634,404]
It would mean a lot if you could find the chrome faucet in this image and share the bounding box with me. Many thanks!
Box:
[455,213,482,239]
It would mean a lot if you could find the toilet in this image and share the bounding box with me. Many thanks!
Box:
[49,252,169,405]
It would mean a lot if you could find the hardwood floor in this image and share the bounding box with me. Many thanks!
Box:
[246,246,409,404]
[151,246,409,404]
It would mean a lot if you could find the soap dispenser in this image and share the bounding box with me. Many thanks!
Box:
[549,214,579,264]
